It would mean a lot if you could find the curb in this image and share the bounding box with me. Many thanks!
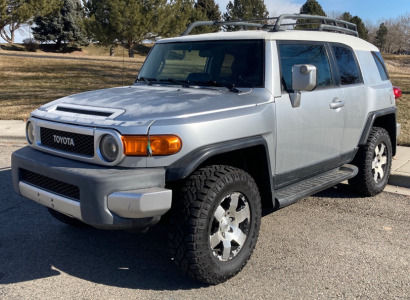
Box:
[389,173,410,189]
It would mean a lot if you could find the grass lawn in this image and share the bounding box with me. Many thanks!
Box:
[0,46,409,145]
[0,50,144,120]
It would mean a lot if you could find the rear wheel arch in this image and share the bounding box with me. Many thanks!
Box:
[359,109,397,156]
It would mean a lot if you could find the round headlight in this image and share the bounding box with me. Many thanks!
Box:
[99,135,119,162]
[26,121,35,144]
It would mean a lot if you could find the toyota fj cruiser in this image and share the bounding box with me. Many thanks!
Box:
[11,14,402,284]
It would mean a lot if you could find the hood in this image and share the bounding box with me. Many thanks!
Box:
[32,84,271,129]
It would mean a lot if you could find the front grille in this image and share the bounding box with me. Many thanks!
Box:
[40,127,94,157]
[20,169,80,201]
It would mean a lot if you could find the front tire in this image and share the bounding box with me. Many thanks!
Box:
[169,165,261,284]
[349,127,392,196]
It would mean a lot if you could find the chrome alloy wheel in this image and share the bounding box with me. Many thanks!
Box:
[372,141,388,183]
[210,192,250,262]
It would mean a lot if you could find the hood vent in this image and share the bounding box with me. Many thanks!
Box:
[56,106,113,117]
[47,104,125,120]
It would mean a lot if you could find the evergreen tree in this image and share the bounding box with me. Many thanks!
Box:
[32,0,88,50]
[374,22,388,52]
[341,12,368,40]
[299,0,326,16]
[223,0,268,31]
[191,0,221,34]
[84,0,194,57]
[195,0,221,21]
[297,0,326,29]
[83,0,119,56]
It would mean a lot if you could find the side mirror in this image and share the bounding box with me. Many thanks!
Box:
[290,64,317,107]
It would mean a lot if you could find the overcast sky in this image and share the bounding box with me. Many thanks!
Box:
[4,0,410,43]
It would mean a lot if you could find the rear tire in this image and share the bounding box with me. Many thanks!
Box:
[169,165,261,284]
[348,127,392,196]
[47,208,87,227]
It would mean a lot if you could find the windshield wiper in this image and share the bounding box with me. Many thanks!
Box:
[160,78,190,88]
[138,77,156,85]
[192,80,241,93]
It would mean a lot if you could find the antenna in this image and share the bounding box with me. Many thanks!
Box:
[122,44,125,86]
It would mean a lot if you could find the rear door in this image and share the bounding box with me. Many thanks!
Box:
[330,44,366,153]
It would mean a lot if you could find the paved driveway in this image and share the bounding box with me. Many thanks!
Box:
[1,142,409,299]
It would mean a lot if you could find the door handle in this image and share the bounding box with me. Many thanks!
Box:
[329,98,345,109]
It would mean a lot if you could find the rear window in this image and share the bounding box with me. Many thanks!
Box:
[372,52,389,81]
[332,45,362,85]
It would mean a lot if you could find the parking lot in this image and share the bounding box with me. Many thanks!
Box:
[1,142,409,299]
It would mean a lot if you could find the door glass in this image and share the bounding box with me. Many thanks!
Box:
[278,44,333,92]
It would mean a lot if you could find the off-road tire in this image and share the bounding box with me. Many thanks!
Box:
[169,165,261,285]
[349,127,392,196]
[47,208,87,227]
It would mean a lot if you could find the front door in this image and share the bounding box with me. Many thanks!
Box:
[274,42,345,186]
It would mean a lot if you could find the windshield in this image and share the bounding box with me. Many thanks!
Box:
[138,40,264,88]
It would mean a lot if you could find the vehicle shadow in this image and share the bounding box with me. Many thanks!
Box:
[0,168,205,290]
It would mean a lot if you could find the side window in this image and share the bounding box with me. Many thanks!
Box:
[372,52,389,81]
[332,45,362,85]
[278,43,333,92]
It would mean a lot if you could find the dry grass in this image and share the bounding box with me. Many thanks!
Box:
[0,50,144,120]
[385,55,410,146]
[0,49,409,145]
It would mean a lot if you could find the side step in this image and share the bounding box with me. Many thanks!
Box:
[275,164,358,208]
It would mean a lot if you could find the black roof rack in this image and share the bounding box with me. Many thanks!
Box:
[181,14,358,37]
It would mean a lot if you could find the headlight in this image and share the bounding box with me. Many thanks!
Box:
[26,121,35,144]
[121,135,182,156]
[99,135,119,162]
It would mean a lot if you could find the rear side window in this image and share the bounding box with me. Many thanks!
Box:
[278,43,333,92]
[332,45,362,85]
[372,52,389,81]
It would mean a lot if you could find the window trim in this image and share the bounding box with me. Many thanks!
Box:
[371,51,390,81]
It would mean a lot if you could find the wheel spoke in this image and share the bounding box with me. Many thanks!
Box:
[378,168,384,180]
[222,239,232,260]
[210,232,222,249]
[372,158,378,170]
[228,193,239,214]
[214,205,225,222]
[374,170,379,182]
[374,145,380,156]
[230,226,247,246]
[234,203,250,223]
[379,143,386,155]
[380,156,387,165]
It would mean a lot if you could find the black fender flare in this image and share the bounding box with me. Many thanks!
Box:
[358,107,397,155]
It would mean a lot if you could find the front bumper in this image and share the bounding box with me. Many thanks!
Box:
[11,147,172,230]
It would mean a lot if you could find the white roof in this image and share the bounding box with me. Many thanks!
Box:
[158,30,379,52]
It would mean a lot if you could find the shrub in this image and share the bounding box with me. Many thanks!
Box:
[23,38,39,52]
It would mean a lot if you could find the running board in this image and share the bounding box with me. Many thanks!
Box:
[275,164,358,208]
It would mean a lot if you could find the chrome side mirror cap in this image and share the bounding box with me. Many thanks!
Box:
[290,64,317,107]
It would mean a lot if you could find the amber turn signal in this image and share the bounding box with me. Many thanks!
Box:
[122,135,182,156]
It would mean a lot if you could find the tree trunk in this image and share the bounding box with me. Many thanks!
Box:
[128,38,134,58]
[55,37,62,50]
[110,47,115,56]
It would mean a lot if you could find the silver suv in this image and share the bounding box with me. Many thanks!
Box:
[11,15,401,284]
